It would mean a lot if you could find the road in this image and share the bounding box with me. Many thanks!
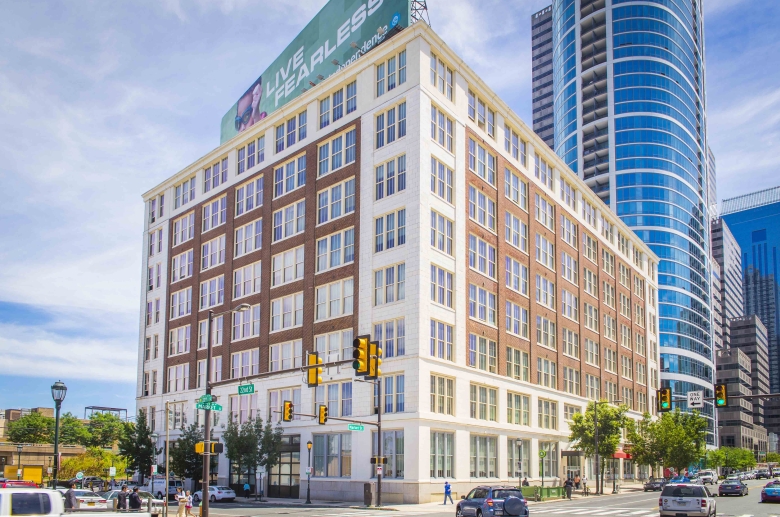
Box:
[201,479,780,517]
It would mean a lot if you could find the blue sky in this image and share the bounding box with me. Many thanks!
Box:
[1,0,778,417]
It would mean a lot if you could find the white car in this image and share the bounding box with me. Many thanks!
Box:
[659,484,716,517]
[56,489,108,509]
[192,486,236,503]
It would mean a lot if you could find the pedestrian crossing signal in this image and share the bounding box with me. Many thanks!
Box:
[370,457,388,464]
[318,404,328,425]
[195,442,223,454]
[282,400,294,422]
[657,388,672,412]
[352,336,369,375]
[715,384,728,407]
[307,352,323,387]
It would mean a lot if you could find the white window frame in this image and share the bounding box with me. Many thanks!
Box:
[273,153,307,199]
[317,126,357,177]
[233,261,262,300]
[201,235,226,271]
[317,177,356,225]
[202,195,227,233]
[199,275,225,311]
[375,155,407,201]
[315,278,354,322]
[272,246,305,287]
[316,227,355,273]
[272,199,305,243]
[271,292,305,332]
[373,263,406,306]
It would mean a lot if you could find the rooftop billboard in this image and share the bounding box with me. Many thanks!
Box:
[220,0,411,144]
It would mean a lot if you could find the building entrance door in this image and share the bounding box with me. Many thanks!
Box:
[267,435,300,498]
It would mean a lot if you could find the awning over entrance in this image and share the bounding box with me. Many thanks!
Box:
[612,450,632,459]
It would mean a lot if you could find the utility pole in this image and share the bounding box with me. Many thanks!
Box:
[376,377,382,508]
[201,311,213,517]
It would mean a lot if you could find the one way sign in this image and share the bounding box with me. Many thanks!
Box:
[687,390,704,409]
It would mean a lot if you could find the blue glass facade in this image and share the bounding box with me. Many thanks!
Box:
[551,0,713,441]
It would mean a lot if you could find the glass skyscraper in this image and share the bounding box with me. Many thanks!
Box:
[547,0,714,441]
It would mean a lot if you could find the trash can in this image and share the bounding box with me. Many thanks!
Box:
[363,483,372,506]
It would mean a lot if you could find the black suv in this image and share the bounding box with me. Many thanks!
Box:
[457,485,528,517]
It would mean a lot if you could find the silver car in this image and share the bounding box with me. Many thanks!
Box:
[659,484,716,517]
[101,489,164,515]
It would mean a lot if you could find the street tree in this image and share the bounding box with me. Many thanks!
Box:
[257,419,284,478]
[88,413,125,448]
[721,447,756,471]
[118,410,158,484]
[222,415,260,487]
[568,401,628,494]
[625,412,663,477]
[168,423,216,485]
[654,409,707,475]
[60,448,127,480]
[7,412,53,443]
[767,452,780,464]
[59,413,90,446]
[703,448,725,471]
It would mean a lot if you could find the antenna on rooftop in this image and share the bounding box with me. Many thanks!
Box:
[411,0,431,26]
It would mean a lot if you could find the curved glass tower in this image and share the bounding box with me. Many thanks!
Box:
[551,0,714,442]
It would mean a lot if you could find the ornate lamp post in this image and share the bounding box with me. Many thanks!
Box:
[306,441,313,504]
[16,445,23,480]
[51,380,67,488]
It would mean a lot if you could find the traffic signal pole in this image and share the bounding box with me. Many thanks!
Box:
[202,311,213,517]
[377,376,382,507]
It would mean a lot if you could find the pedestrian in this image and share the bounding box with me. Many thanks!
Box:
[574,474,581,489]
[177,489,187,517]
[443,480,454,505]
[582,475,588,493]
[564,477,574,500]
[243,482,250,499]
[117,486,129,510]
[129,488,142,511]
[185,491,193,517]
[522,477,530,487]
[65,483,78,511]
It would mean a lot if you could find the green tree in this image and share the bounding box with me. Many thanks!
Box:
[767,452,780,463]
[118,410,158,484]
[59,413,90,446]
[625,412,663,477]
[257,420,284,477]
[703,448,725,471]
[88,413,125,448]
[222,415,260,487]
[568,402,628,494]
[654,409,707,475]
[7,412,53,443]
[60,448,127,480]
[168,423,217,486]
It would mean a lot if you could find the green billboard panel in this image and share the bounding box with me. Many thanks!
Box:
[220,0,411,144]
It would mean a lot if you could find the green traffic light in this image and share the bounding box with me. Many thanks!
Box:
[717,398,725,406]
[662,402,669,408]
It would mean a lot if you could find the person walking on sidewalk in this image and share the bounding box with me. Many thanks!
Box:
[185,491,193,517]
[243,482,250,498]
[564,477,574,500]
[117,486,128,510]
[443,481,454,504]
[574,474,581,489]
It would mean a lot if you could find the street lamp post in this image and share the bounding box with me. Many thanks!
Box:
[150,433,159,502]
[16,445,23,480]
[515,439,522,488]
[51,380,67,489]
[306,441,312,504]
[202,304,251,517]
[612,458,618,494]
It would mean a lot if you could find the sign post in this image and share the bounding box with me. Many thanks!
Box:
[687,391,704,409]
[539,450,546,489]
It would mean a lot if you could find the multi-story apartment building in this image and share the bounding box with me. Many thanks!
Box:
[541,0,714,442]
[715,347,766,452]
[531,6,554,149]
[137,20,659,503]
[722,186,780,434]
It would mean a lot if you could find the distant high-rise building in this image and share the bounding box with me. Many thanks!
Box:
[711,261,724,353]
[531,5,554,148]
[715,345,766,452]
[722,185,780,433]
[708,146,717,217]
[711,218,744,349]
[547,0,714,442]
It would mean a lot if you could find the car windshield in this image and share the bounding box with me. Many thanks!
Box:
[661,486,705,497]
[492,489,524,499]
[137,491,154,498]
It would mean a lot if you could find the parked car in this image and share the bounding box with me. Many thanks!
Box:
[726,474,741,481]
[762,480,780,503]
[756,468,771,479]
[456,486,528,517]
[55,489,107,508]
[0,480,38,489]
[718,480,748,497]
[698,471,717,485]
[192,486,236,503]
[101,490,163,515]
[66,477,105,490]
[659,484,716,517]
[644,479,666,491]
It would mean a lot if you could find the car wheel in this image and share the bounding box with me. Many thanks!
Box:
[193,495,199,503]
[210,495,216,503]
[456,507,463,517]
[157,492,163,499]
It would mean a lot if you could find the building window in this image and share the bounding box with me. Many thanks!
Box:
[536,357,557,388]
[561,289,578,321]
[585,338,599,367]
[507,392,530,426]
[430,432,454,478]
[535,234,555,270]
[273,154,306,199]
[431,210,454,256]
[314,382,353,418]
[505,212,528,252]
[504,168,528,210]
[317,178,356,224]
[470,435,498,478]
[172,212,195,246]
[505,302,529,339]
[562,328,579,358]
[202,196,227,233]
[561,252,578,285]
[430,157,454,203]
[583,269,598,298]
[233,261,262,299]
[373,264,406,306]
[430,320,454,361]
[230,349,260,378]
[171,250,193,283]
[583,233,598,263]
[201,235,226,270]
[374,209,406,252]
[563,367,580,395]
[148,228,163,257]
[564,404,582,421]
[320,81,356,130]
[168,325,191,356]
[534,154,554,189]
[169,287,192,320]
[226,303,258,340]
[585,374,600,400]
[272,246,304,287]
[505,256,528,296]
[272,200,305,242]
[469,186,497,231]
[373,319,406,358]
[203,159,228,193]
[538,399,558,429]
[198,315,223,349]
[535,275,556,309]
[376,50,406,96]
[605,381,618,403]
[318,127,357,177]
[604,347,617,374]
[313,433,352,478]
[504,126,527,165]
[536,316,557,350]
[469,236,496,279]
[269,340,302,372]
[375,102,407,148]
[268,388,301,421]
[468,334,497,373]
[174,177,196,208]
[237,136,265,175]
[316,228,355,273]
[469,284,497,326]
[470,384,497,421]
[430,375,454,414]
[430,264,454,308]
[622,356,633,380]
[602,249,615,277]
[431,105,454,152]
[430,53,454,100]
[468,139,497,186]
[167,364,189,393]
[199,275,225,310]
[539,442,559,476]
[271,293,304,331]
[374,374,405,413]
[375,155,407,200]
[506,346,529,381]
[315,328,353,361]
[560,215,578,248]
[509,439,531,479]
[371,430,404,479]
[603,314,617,341]
[620,324,632,349]
[315,278,354,321]
[234,217,262,258]
[535,194,555,231]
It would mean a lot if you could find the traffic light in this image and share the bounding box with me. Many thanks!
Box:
[195,442,204,454]
[282,400,294,422]
[370,457,388,464]
[353,335,369,375]
[195,442,224,454]
[368,341,383,379]
[657,387,672,412]
[318,404,328,425]
[307,352,323,387]
[715,383,728,408]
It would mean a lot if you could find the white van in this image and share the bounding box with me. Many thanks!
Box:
[144,479,183,499]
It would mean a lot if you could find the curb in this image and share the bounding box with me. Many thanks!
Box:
[348,506,399,511]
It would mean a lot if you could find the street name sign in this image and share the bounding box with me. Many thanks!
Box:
[109,466,116,477]
[196,402,223,411]
[238,384,255,395]
[687,390,704,409]
[348,424,364,431]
